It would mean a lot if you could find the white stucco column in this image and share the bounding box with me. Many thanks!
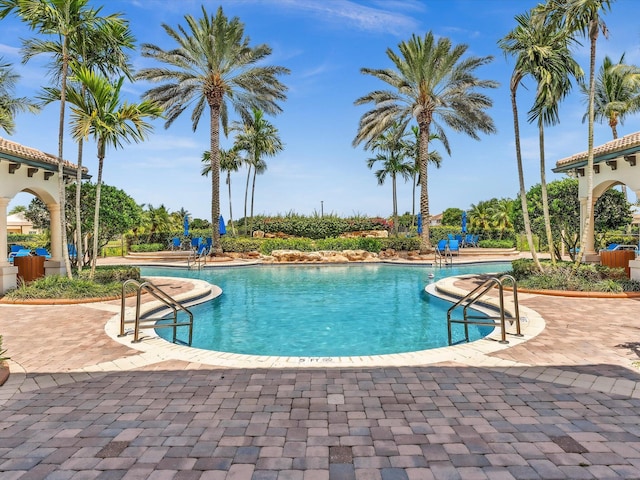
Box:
[0,196,18,294]
[46,202,66,276]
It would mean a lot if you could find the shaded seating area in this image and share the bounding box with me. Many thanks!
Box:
[8,247,31,263]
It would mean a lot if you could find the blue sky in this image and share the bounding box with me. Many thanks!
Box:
[3,0,640,221]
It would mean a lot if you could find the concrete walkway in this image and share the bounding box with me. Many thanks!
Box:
[1,257,640,479]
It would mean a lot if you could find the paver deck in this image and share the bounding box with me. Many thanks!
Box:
[1,256,640,479]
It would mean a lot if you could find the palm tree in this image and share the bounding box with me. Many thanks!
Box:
[354,32,498,253]
[202,148,241,236]
[366,123,415,236]
[142,204,172,243]
[137,6,289,254]
[586,54,640,140]
[500,10,583,268]
[63,66,161,277]
[0,0,123,278]
[468,201,493,232]
[231,109,283,234]
[0,57,38,134]
[406,126,443,226]
[535,0,613,264]
[490,199,514,239]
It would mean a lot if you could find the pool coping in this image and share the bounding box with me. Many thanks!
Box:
[104,273,545,369]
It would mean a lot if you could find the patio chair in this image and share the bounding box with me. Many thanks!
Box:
[448,239,460,256]
[170,237,181,250]
[8,248,31,263]
[435,239,449,255]
[35,247,51,259]
[68,244,77,260]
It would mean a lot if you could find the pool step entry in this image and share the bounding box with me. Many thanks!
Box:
[434,246,453,267]
[446,274,522,345]
[119,279,194,345]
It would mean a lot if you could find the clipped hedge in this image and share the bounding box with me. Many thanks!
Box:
[129,243,163,253]
[77,265,140,284]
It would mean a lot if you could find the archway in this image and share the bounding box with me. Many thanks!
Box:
[0,137,88,294]
[553,131,640,261]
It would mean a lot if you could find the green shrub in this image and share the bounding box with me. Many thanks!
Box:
[129,243,163,253]
[77,266,140,284]
[220,237,262,253]
[381,237,421,252]
[478,239,515,248]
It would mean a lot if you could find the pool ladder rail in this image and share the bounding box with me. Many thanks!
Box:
[434,246,453,267]
[119,279,194,346]
[446,274,522,346]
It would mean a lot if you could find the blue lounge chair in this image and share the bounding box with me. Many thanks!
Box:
[8,248,31,263]
[170,237,181,250]
[68,244,77,260]
[35,247,51,259]
[448,239,460,256]
[436,239,448,255]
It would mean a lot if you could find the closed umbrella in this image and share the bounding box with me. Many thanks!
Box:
[417,213,422,234]
[219,215,227,235]
[183,215,189,237]
[461,211,467,234]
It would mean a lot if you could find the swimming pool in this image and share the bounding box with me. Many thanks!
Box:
[141,263,510,357]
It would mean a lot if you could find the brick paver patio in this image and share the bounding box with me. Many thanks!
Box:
[1,258,640,479]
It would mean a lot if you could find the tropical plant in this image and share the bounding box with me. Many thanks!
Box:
[365,122,414,236]
[406,126,443,224]
[231,109,283,234]
[0,0,127,278]
[535,0,613,263]
[202,148,241,236]
[354,32,498,253]
[141,204,172,242]
[0,57,38,133]
[585,54,640,140]
[61,66,161,277]
[137,6,289,254]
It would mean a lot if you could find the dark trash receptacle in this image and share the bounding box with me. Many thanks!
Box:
[600,250,636,278]
[14,255,45,283]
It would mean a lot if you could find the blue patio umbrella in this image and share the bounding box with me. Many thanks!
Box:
[461,211,467,234]
[417,213,423,234]
[183,216,189,237]
[219,215,227,235]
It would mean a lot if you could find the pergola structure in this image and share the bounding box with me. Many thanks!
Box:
[0,137,89,294]
[553,131,640,260]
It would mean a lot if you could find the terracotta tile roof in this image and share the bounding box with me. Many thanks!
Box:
[555,131,640,169]
[0,136,86,173]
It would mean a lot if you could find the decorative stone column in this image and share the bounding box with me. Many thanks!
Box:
[0,196,18,294]
[45,202,66,276]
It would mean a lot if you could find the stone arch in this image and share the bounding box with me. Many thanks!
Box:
[554,132,640,260]
[1,137,88,294]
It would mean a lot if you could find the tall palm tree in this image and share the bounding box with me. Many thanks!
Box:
[366,123,415,236]
[0,57,37,134]
[0,0,122,278]
[406,126,443,226]
[490,199,514,239]
[202,148,241,236]
[354,32,498,253]
[137,6,289,254]
[500,10,582,268]
[535,0,613,264]
[63,66,161,277]
[584,54,640,139]
[231,109,283,234]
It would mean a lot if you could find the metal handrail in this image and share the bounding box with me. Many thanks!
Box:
[447,274,521,345]
[434,246,452,267]
[119,279,193,345]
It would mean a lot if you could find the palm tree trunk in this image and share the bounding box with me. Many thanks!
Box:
[411,173,417,229]
[392,173,398,236]
[576,25,598,265]
[610,121,627,200]
[75,136,84,272]
[244,164,251,234]
[227,172,236,236]
[90,142,105,279]
[539,123,555,264]
[417,115,432,253]
[511,81,542,271]
[210,103,222,255]
[59,39,72,279]
[250,167,257,233]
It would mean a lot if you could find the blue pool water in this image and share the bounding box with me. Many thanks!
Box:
[140,263,510,357]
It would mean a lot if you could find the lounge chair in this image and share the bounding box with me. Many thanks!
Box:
[448,239,460,256]
[68,244,77,260]
[435,239,449,255]
[35,247,51,259]
[8,248,31,263]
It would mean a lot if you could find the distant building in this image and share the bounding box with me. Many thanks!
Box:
[430,212,443,226]
[7,212,39,235]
